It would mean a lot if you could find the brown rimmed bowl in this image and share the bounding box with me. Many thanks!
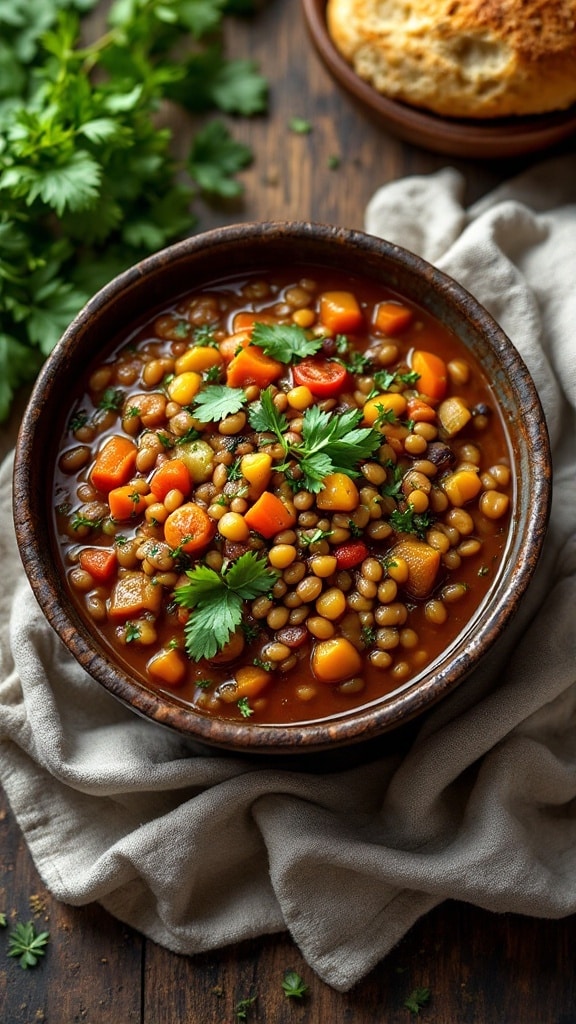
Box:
[302,0,576,159]
[13,221,551,754]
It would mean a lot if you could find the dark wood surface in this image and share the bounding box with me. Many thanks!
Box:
[2,2,576,1021]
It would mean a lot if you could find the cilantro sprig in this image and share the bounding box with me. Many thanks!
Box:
[192,384,247,422]
[248,387,382,493]
[250,322,323,363]
[174,551,279,660]
[0,0,267,421]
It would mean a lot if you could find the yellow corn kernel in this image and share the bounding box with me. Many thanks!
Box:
[362,392,407,426]
[167,371,203,405]
[175,347,223,374]
[286,385,314,411]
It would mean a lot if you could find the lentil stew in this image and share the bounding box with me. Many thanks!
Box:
[52,265,514,727]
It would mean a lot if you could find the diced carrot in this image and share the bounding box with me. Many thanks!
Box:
[316,473,360,512]
[362,391,407,425]
[240,451,273,498]
[319,291,364,334]
[90,435,138,493]
[149,458,192,502]
[147,647,187,687]
[79,547,118,583]
[441,469,482,507]
[232,311,274,333]
[406,396,437,423]
[243,491,296,538]
[163,501,216,553]
[219,331,252,363]
[374,301,413,335]
[108,571,163,621]
[226,345,283,388]
[388,539,441,600]
[311,637,363,683]
[108,484,147,521]
[411,350,448,402]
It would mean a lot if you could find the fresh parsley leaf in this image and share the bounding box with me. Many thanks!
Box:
[174,552,278,660]
[7,921,50,969]
[188,119,252,197]
[193,384,246,422]
[281,970,308,999]
[404,987,430,1015]
[250,322,322,363]
[0,911,7,927]
[248,386,288,438]
[297,405,382,492]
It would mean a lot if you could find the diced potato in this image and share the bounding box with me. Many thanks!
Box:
[176,439,215,483]
[108,571,163,620]
[437,396,472,436]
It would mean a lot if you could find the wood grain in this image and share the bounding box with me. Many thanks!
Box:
[1,1,576,1021]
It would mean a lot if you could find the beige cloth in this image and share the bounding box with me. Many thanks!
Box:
[1,155,576,992]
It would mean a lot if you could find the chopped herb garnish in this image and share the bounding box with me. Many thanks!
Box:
[237,697,254,718]
[389,506,434,539]
[193,324,218,347]
[404,987,431,1015]
[328,154,341,170]
[175,552,279,660]
[157,432,173,449]
[68,410,88,433]
[373,368,420,391]
[70,512,102,531]
[98,387,124,411]
[125,622,141,643]
[234,994,258,1020]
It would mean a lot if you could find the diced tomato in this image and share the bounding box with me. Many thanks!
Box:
[334,541,369,569]
[292,358,349,397]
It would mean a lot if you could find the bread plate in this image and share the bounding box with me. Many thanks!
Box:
[302,0,576,159]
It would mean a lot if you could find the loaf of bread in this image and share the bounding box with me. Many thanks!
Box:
[326,0,576,118]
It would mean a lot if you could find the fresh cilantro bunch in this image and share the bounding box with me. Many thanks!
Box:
[0,0,267,421]
[175,551,278,660]
[248,387,382,493]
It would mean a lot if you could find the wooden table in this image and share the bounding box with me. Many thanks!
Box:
[2,2,575,1021]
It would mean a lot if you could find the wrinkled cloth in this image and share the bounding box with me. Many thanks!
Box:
[1,155,576,992]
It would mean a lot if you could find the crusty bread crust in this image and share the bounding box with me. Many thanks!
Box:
[326,0,576,118]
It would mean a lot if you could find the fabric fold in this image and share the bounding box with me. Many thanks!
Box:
[1,154,575,991]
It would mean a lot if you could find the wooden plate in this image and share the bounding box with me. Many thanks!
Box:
[302,0,576,159]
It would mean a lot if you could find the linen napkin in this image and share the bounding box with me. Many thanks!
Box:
[1,154,576,993]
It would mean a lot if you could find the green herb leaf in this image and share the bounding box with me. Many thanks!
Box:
[389,506,434,539]
[193,384,246,422]
[7,921,50,969]
[404,987,431,1015]
[281,970,309,999]
[174,552,278,660]
[250,322,322,363]
[289,116,312,134]
[248,386,288,438]
[237,696,254,718]
[188,119,252,197]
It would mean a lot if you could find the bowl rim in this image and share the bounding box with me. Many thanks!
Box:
[13,220,552,754]
[301,0,576,159]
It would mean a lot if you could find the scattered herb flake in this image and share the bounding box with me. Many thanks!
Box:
[250,322,322,363]
[7,921,50,969]
[289,116,312,134]
[281,970,309,999]
[193,384,247,422]
[404,987,431,1015]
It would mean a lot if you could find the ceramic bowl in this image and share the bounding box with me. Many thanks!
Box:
[302,0,576,159]
[13,222,551,754]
